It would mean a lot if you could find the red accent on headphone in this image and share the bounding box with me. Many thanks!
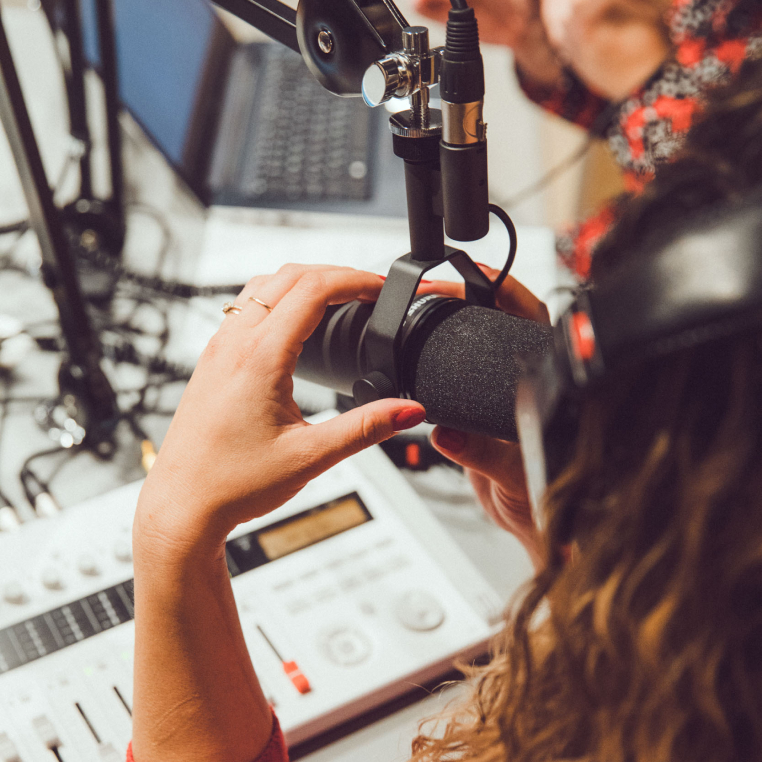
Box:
[571,311,596,361]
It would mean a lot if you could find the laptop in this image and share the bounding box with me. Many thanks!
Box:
[80,0,407,216]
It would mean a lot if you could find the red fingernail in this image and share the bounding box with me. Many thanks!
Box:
[393,408,426,432]
[434,427,467,454]
[378,274,387,281]
[475,262,493,271]
[420,279,433,284]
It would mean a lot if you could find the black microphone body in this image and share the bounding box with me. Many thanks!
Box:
[296,296,553,441]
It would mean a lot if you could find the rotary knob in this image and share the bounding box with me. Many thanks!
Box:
[395,590,445,631]
[321,626,372,666]
[362,57,407,108]
[77,554,100,576]
[3,582,27,605]
[41,567,65,591]
[353,371,396,405]
[113,539,132,564]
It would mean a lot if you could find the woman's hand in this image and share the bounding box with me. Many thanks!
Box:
[417,266,547,569]
[413,0,564,87]
[414,0,669,99]
[542,0,670,99]
[134,265,426,564]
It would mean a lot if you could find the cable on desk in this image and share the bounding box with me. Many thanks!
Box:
[0,226,32,275]
[0,220,28,236]
[0,381,19,529]
[20,447,70,517]
[126,203,173,273]
[0,151,79,277]
[77,244,244,298]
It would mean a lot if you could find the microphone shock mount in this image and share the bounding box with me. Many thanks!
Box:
[350,11,508,410]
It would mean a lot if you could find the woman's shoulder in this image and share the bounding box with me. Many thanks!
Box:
[667,0,762,46]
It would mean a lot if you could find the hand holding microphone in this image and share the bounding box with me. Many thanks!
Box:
[291,262,550,565]
[295,264,553,442]
[423,264,548,568]
[134,265,427,562]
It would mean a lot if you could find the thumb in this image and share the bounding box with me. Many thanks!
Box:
[301,400,426,474]
[431,426,526,486]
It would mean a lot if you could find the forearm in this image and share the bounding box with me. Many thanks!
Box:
[131,517,272,762]
[125,264,425,760]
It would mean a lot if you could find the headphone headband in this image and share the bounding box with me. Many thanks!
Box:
[563,196,762,388]
[517,193,762,517]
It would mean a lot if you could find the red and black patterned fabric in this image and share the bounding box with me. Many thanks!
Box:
[517,0,762,278]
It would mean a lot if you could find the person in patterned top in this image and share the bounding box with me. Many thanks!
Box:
[417,0,762,277]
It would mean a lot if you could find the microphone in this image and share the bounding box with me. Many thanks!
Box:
[296,295,553,441]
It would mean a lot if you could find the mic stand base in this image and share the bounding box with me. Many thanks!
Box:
[57,361,119,458]
[0,9,120,459]
[61,198,124,305]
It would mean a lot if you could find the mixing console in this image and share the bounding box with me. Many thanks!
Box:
[0,441,502,761]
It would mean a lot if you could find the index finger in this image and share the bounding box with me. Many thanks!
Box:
[267,269,385,347]
[417,266,550,324]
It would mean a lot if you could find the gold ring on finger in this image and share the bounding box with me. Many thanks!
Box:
[249,296,273,313]
[222,301,242,315]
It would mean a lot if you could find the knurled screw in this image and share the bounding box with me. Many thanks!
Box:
[402,26,429,57]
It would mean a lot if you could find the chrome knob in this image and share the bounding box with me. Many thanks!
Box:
[317,29,334,55]
[362,57,406,108]
[402,26,429,57]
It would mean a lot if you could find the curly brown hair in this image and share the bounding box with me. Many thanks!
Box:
[409,58,762,762]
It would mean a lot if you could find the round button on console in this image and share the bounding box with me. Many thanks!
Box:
[77,555,100,576]
[113,540,132,564]
[3,582,28,604]
[394,590,446,632]
[41,568,65,591]
[321,627,372,666]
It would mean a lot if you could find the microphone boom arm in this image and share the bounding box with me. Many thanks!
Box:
[209,0,515,410]
[213,0,299,52]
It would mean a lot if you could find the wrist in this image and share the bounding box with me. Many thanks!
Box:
[132,491,229,574]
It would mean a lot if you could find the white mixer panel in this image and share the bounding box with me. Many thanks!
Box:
[0,439,504,760]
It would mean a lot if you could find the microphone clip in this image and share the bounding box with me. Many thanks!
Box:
[353,247,495,407]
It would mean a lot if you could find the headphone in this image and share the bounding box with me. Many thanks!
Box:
[516,193,762,520]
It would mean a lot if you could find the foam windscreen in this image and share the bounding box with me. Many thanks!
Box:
[411,306,553,441]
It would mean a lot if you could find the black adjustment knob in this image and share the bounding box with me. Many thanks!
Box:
[353,372,397,405]
[392,133,440,163]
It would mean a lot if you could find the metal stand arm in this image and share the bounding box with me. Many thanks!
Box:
[0,11,118,452]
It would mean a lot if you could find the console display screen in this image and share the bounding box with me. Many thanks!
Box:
[259,495,370,560]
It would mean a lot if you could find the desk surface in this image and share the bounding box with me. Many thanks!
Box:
[0,6,548,759]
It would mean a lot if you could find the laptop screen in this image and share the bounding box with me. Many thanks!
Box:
[82,0,233,196]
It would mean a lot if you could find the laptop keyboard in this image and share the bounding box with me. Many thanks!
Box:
[223,45,374,204]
